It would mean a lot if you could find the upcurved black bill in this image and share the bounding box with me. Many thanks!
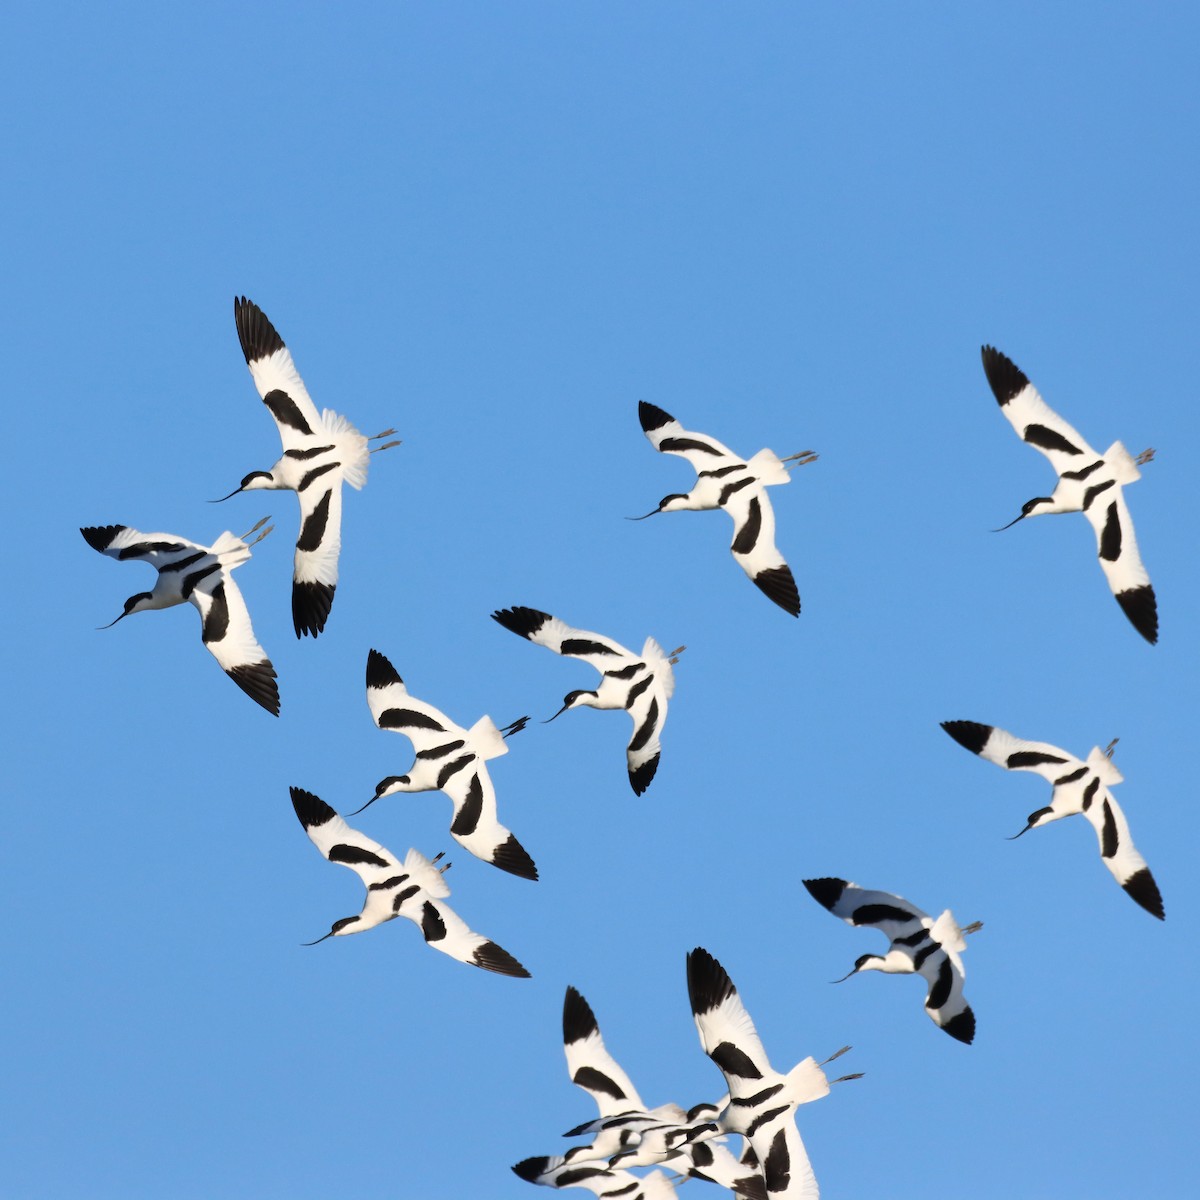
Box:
[991,513,1026,532]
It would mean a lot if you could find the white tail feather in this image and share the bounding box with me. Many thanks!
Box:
[1087,745,1125,785]
[321,409,371,490]
[784,1056,831,1106]
[468,714,509,760]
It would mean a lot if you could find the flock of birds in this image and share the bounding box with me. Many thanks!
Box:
[81,298,1165,1198]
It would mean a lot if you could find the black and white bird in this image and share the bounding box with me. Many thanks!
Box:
[801,879,978,1044]
[941,720,1165,919]
[559,985,766,1198]
[634,402,817,616]
[511,1155,677,1198]
[491,607,683,795]
[980,345,1157,643]
[355,649,537,881]
[687,948,855,1199]
[288,787,530,976]
[216,297,400,638]
[81,519,279,715]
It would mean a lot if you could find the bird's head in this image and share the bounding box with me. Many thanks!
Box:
[1008,804,1055,839]
[627,493,691,520]
[303,915,358,946]
[99,591,156,628]
[544,689,597,722]
[346,776,410,816]
[832,953,879,983]
[212,470,275,502]
[994,496,1053,531]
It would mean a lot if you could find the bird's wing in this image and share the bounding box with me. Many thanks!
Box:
[1080,486,1158,644]
[639,400,741,474]
[683,950,823,1200]
[940,721,1082,785]
[686,1138,769,1200]
[80,524,203,570]
[511,1155,647,1196]
[290,788,404,888]
[722,483,800,616]
[562,986,647,1118]
[234,296,323,453]
[913,944,976,1044]
[802,877,929,943]
[981,346,1099,474]
[1079,785,1165,919]
[438,761,538,881]
[686,948,777,1101]
[399,893,530,977]
[290,464,346,638]
[625,671,669,796]
[742,1119,818,1200]
[492,607,633,671]
[188,567,279,715]
[365,649,465,754]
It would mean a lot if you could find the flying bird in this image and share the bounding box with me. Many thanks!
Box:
[802,878,979,1044]
[941,720,1164,919]
[687,947,856,1199]
[216,297,400,638]
[559,985,766,1198]
[288,787,530,977]
[356,649,537,881]
[980,345,1157,643]
[634,401,817,616]
[491,606,683,795]
[81,519,279,715]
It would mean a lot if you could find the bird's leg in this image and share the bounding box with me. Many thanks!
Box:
[783,450,819,469]
[370,433,402,454]
[1136,447,1155,466]
[430,851,452,876]
[241,516,274,545]
[1104,737,1119,759]
[668,644,687,664]
[500,715,531,738]
[820,1045,852,1066]
[962,921,984,935]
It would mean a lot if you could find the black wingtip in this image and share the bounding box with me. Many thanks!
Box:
[940,720,993,755]
[1116,585,1158,645]
[290,786,336,829]
[638,400,674,433]
[233,295,286,364]
[1123,867,1165,920]
[628,753,659,796]
[980,345,1028,406]
[474,941,531,978]
[802,877,847,912]
[511,1157,550,1183]
[492,833,539,881]
[563,985,600,1045]
[686,946,736,1017]
[941,1007,976,1045]
[491,606,551,640]
[366,648,402,690]
[80,524,125,552]
[227,661,281,716]
[293,580,335,638]
[753,564,800,616]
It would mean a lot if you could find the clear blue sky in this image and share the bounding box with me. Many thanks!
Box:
[3,4,1196,1196]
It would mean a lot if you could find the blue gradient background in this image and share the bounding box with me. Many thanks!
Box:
[3,5,1195,1197]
